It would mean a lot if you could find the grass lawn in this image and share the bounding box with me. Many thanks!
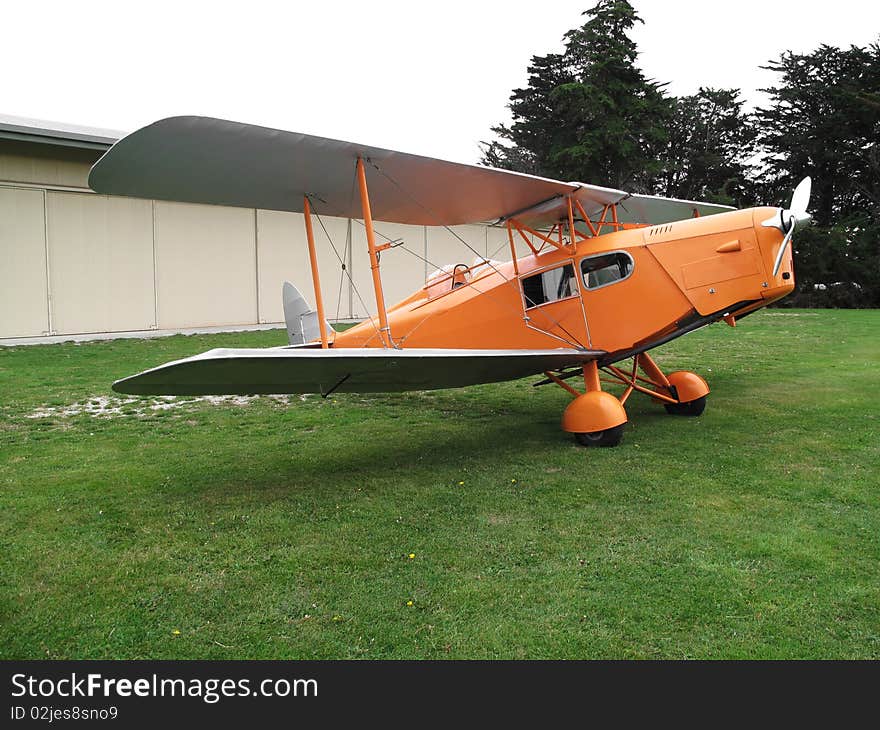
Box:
[1,309,878,659]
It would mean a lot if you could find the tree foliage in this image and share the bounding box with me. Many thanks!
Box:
[482,3,880,307]
[482,0,671,191]
[660,88,758,208]
[757,44,880,306]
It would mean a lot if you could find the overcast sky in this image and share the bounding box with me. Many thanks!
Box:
[5,0,879,163]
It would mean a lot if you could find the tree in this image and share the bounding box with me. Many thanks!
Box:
[659,88,758,208]
[481,52,569,177]
[482,0,672,191]
[756,43,880,306]
[483,8,880,307]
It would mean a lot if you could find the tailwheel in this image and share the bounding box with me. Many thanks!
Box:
[664,395,707,417]
[574,424,625,448]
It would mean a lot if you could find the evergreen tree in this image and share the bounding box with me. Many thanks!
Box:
[660,88,758,208]
[481,52,570,177]
[482,0,671,191]
[757,43,880,306]
[482,6,880,307]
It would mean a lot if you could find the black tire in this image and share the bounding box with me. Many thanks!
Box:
[574,423,625,447]
[664,395,707,417]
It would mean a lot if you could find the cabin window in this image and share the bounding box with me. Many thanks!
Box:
[521,264,577,309]
[581,252,634,290]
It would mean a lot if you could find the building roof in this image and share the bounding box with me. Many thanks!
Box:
[0,113,121,151]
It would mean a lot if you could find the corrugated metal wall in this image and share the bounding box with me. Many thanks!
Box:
[0,141,532,340]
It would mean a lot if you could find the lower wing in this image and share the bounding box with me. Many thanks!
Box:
[112,347,604,396]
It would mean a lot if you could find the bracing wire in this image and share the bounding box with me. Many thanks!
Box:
[307,194,382,339]
[306,163,588,350]
[488,228,519,260]
[343,212,586,348]
[334,265,345,322]
[367,160,512,283]
[365,160,588,349]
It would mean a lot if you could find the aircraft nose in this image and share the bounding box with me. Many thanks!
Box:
[753,207,796,301]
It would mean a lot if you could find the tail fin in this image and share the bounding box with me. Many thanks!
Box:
[282,281,334,346]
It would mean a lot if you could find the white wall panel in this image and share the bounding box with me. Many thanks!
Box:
[0,186,48,337]
[154,202,257,328]
[2,145,513,337]
[425,224,488,278]
[47,192,155,334]
[256,209,349,323]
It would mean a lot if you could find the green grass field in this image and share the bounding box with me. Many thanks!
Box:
[1,310,878,659]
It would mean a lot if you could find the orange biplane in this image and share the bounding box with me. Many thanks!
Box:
[91,117,811,447]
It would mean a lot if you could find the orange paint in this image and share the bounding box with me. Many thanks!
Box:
[334,205,794,355]
[302,196,330,348]
[329,182,795,444]
[356,157,392,348]
[561,391,627,433]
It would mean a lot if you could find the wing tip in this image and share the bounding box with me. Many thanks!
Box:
[111,377,135,395]
[88,115,217,192]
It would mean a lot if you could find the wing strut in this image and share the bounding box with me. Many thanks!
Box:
[302,195,330,348]
[356,157,393,348]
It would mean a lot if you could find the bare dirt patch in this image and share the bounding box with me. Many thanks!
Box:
[25,394,305,419]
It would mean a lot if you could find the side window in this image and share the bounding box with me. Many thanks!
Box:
[521,264,577,309]
[581,252,633,290]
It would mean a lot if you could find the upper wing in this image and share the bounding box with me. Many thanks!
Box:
[512,187,734,228]
[111,347,603,396]
[89,115,733,228]
[615,192,734,225]
[89,116,577,226]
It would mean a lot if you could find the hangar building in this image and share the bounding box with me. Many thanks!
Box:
[0,114,527,343]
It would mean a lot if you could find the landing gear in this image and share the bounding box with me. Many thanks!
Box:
[662,370,710,416]
[556,366,628,447]
[664,395,707,416]
[574,424,625,448]
[544,354,710,448]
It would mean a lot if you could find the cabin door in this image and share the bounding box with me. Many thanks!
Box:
[519,261,589,348]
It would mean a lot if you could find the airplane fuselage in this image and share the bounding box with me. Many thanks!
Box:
[333,206,795,362]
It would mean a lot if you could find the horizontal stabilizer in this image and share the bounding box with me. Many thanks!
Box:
[111,347,604,396]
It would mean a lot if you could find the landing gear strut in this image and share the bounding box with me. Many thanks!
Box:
[543,353,710,447]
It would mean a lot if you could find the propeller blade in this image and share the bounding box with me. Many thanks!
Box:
[768,176,813,275]
[790,176,811,216]
[772,224,795,276]
[762,176,813,231]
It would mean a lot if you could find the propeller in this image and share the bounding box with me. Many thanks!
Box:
[762,176,812,276]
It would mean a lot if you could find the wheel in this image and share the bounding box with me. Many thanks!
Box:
[664,395,707,417]
[574,423,624,447]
